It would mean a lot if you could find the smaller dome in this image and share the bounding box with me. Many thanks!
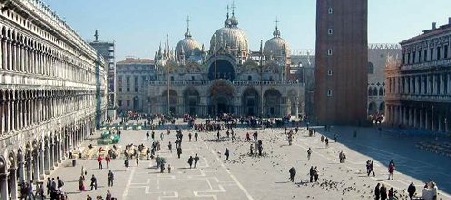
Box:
[230,15,238,27]
[263,26,290,59]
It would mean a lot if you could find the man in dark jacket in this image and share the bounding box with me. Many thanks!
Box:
[288,167,296,182]
[407,182,416,200]
[374,183,380,200]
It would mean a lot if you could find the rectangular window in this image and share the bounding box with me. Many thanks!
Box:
[430,48,434,61]
[327,89,332,97]
[134,87,138,92]
[191,76,195,81]
[118,87,122,92]
[134,76,139,88]
[407,53,411,64]
[437,47,441,60]
[418,50,422,63]
[423,49,427,62]
[127,88,130,92]
[402,53,405,64]
[127,100,130,106]
[327,49,333,55]
[118,100,122,106]
[412,51,416,63]
[444,45,449,59]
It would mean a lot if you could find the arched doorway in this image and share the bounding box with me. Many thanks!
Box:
[242,87,259,116]
[264,89,282,117]
[133,96,139,111]
[287,89,299,117]
[209,80,235,116]
[379,102,385,113]
[184,88,200,116]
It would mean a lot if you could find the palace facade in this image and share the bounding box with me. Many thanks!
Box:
[385,19,451,132]
[0,1,107,199]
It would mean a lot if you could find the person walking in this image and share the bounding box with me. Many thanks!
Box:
[380,184,387,200]
[106,190,112,200]
[388,161,395,180]
[146,131,149,140]
[374,183,381,200]
[407,182,416,200]
[288,167,296,182]
[177,147,182,159]
[57,176,64,190]
[160,132,164,141]
[90,174,98,190]
[187,156,194,169]
[188,132,192,142]
[307,148,312,160]
[107,170,114,187]
[194,132,198,141]
[309,166,314,182]
[194,154,200,168]
[97,155,103,170]
[105,155,111,169]
[224,148,230,160]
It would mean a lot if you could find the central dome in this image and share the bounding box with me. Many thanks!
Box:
[209,13,248,53]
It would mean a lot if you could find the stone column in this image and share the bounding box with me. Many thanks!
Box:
[413,108,417,128]
[9,168,17,200]
[438,115,442,132]
[25,152,32,182]
[33,152,39,181]
[0,171,9,200]
[425,109,429,130]
[44,142,51,175]
[10,99,15,131]
[39,146,44,179]
[448,74,451,94]
[50,141,55,169]
[17,159,24,182]
[433,75,437,95]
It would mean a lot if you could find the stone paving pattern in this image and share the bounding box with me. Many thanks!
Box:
[50,119,451,200]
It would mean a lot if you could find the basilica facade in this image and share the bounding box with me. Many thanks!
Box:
[148,12,304,118]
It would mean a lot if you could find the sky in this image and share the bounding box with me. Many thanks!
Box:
[41,0,451,61]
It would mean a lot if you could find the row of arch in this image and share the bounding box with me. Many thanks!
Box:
[368,87,384,97]
[368,101,385,114]
[0,89,97,136]
[0,120,92,200]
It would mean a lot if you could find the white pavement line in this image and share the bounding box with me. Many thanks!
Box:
[208,148,255,200]
[122,167,136,200]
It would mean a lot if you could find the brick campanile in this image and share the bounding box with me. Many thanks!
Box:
[314,0,368,125]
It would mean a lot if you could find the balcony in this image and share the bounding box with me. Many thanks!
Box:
[387,93,451,102]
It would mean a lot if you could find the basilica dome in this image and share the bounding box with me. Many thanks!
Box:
[264,26,290,59]
[176,29,201,57]
[209,14,248,53]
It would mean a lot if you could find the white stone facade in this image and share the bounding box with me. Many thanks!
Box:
[0,1,107,199]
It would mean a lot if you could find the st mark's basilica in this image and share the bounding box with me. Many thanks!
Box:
[148,9,304,118]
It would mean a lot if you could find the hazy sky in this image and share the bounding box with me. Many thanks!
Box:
[42,0,451,61]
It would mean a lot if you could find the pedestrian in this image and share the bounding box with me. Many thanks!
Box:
[374,183,381,200]
[87,195,92,200]
[187,156,194,169]
[97,155,103,170]
[288,167,296,182]
[388,161,395,180]
[146,131,149,140]
[231,130,236,141]
[217,130,220,141]
[168,141,173,153]
[388,187,394,200]
[307,148,312,160]
[57,176,64,189]
[108,170,114,187]
[224,148,230,160]
[194,154,199,168]
[380,184,387,200]
[249,144,254,155]
[194,132,198,141]
[106,190,112,200]
[168,164,171,173]
[105,155,111,169]
[47,177,52,196]
[160,132,164,141]
[151,131,155,140]
[177,147,182,159]
[313,167,319,182]
[79,175,85,191]
[35,182,44,199]
[188,132,192,142]
[407,182,416,200]
[136,156,139,166]
[90,174,97,190]
[325,137,329,148]
[124,158,129,168]
[339,151,346,163]
[309,166,314,182]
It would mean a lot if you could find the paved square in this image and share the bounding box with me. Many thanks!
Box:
[50,119,451,199]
